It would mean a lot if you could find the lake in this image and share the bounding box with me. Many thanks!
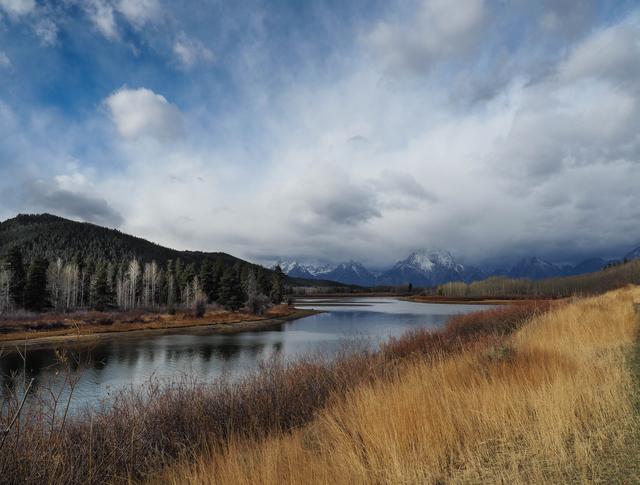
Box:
[0,298,493,413]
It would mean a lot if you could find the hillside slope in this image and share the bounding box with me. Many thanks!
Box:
[0,214,344,288]
[0,213,239,265]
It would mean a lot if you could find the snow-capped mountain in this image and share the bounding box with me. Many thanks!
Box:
[322,261,377,286]
[277,261,335,279]
[278,260,375,286]
[278,243,640,288]
[278,261,316,279]
[378,250,483,287]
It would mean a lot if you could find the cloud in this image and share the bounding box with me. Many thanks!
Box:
[296,169,381,226]
[85,0,118,39]
[23,178,124,227]
[372,170,437,202]
[3,1,640,268]
[173,33,215,69]
[559,20,640,91]
[104,87,184,141]
[116,0,160,27]
[81,0,160,39]
[367,0,487,74]
[0,0,35,17]
[33,16,58,45]
[0,0,59,44]
[0,51,10,67]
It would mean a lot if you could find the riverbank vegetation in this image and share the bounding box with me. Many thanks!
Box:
[0,304,302,344]
[0,303,549,483]
[0,243,291,343]
[435,257,640,298]
[160,286,640,484]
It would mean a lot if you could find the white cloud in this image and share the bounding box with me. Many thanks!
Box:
[0,51,10,67]
[367,0,486,73]
[4,2,640,267]
[85,0,118,40]
[173,33,215,69]
[559,20,640,90]
[0,0,35,17]
[82,0,160,39]
[116,0,160,27]
[104,87,184,141]
[0,0,58,44]
[33,16,58,45]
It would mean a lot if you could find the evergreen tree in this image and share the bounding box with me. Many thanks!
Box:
[24,257,49,312]
[7,246,26,308]
[269,265,285,304]
[91,263,112,311]
[218,267,244,311]
[200,259,218,303]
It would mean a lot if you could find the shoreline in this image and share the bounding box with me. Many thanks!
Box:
[400,295,553,305]
[294,294,542,305]
[0,309,320,350]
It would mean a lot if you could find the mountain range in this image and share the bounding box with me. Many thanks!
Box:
[279,246,640,288]
[3,214,638,290]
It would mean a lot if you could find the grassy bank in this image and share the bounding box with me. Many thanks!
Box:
[0,303,549,483]
[161,287,640,484]
[0,304,301,346]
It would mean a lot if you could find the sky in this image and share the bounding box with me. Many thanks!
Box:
[0,0,639,269]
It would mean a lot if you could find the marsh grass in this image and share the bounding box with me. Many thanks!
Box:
[161,288,640,485]
[0,302,549,484]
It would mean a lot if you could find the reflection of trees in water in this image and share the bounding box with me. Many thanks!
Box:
[113,342,145,367]
[0,346,93,410]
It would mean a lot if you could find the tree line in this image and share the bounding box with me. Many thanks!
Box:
[433,258,640,298]
[0,246,287,315]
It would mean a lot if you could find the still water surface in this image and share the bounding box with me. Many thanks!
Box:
[0,298,493,411]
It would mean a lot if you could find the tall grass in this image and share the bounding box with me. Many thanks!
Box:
[162,288,640,484]
[0,303,548,484]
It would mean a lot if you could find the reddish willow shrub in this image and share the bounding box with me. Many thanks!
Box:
[0,302,552,485]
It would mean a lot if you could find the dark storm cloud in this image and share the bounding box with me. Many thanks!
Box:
[373,170,437,202]
[308,186,381,226]
[23,181,124,227]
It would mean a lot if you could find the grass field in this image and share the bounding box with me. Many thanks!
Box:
[0,302,547,483]
[161,287,640,484]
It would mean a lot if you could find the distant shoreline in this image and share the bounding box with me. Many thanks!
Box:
[0,309,319,351]
[294,294,540,305]
[401,295,549,305]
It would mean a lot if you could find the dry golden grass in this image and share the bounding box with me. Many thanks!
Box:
[161,287,640,485]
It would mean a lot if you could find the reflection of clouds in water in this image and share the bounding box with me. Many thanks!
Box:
[1,298,492,414]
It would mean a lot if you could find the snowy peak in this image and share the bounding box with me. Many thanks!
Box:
[400,250,459,272]
[276,260,335,278]
[379,249,479,287]
[279,245,640,288]
[324,261,377,286]
[278,259,376,286]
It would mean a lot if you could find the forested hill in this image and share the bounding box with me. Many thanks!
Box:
[0,214,347,290]
[0,213,240,266]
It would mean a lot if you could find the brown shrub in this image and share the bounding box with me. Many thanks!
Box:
[0,303,549,484]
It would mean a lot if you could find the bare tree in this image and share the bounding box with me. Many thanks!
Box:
[128,259,141,309]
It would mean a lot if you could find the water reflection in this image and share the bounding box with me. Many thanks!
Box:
[0,298,492,412]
